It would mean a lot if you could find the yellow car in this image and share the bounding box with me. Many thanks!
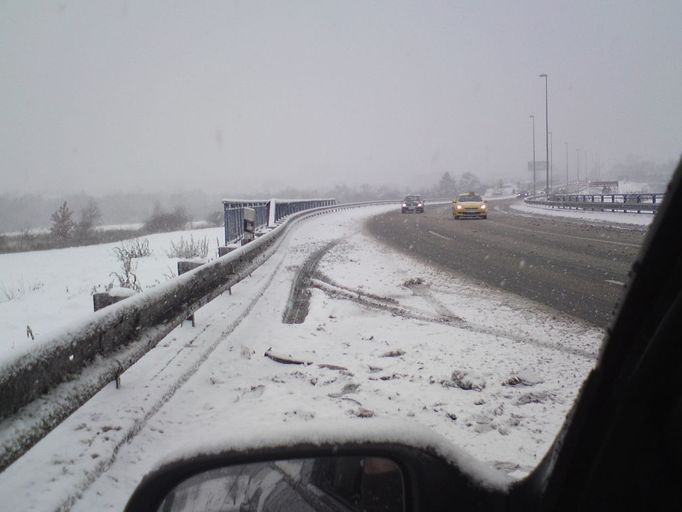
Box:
[452,192,488,219]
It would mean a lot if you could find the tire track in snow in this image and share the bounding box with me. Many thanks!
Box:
[408,284,461,321]
[312,273,596,360]
[282,241,340,324]
[51,252,289,511]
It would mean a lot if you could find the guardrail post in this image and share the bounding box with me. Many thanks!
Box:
[93,291,134,312]
[224,206,230,246]
[178,260,204,326]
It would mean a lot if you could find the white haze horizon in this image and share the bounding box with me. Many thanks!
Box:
[1,1,681,197]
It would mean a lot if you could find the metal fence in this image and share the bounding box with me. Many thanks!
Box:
[526,193,664,213]
[272,199,336,222]
[222,199,336,244]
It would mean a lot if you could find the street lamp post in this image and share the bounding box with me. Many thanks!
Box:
[576,148,580,187]
[565,142,569,189]
[530,115,536,196]
[585,151,589,185]
[539,74,549,196]
[549,131,553,191]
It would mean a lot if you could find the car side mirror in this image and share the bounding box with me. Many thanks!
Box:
[143,455,404,512]
[124,424,512,511]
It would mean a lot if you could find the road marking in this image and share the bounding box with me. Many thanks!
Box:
[498,222,641,248]
[428,230,450,240]
[605,279,625,286]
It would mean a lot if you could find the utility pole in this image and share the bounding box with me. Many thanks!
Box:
[576,148,580,188]
[585,151,590,185]
[539,74,549,196]
[549,131,553,193]
[565,142,569,189]
[530,115,536,196]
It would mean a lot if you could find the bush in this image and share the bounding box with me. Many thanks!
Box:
[109,238,151,292]
[75,199,102,243]
[16,229,38,252]
[143,205,189,233]
[110,257,141,292]
[206,210,224,226]
[0,279,44,302]
[166,235,209,259]
[114,238,152,259]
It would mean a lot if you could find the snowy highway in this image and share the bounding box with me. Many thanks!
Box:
[0,204,609,511]
[368,198,647,328]
[3,2,678,509]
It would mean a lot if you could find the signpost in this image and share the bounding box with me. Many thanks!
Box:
[528,161,548,172]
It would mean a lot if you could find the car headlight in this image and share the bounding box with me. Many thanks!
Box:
[417,203,423,207]
[402,203,407,207]
[480,204,487,209]
[456,204,463,210]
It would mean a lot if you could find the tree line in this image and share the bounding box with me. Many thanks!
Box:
[0,172,488,253]
[0,200,202,253]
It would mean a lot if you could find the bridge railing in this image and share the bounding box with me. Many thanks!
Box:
[222,199,336,243]
[525,193,664,213]
[272,199,336,224]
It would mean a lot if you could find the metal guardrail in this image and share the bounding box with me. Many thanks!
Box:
[222,199,336,243]
[0,199,391,471]
[525,193,664,213]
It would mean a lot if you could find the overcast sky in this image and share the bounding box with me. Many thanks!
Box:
[1,0,680,196]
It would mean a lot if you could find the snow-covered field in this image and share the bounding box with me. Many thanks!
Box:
[0,205,601,510]
[0,227,225,361]
[511,201,654,226]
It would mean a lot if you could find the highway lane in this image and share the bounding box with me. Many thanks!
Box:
[366,199,649,328]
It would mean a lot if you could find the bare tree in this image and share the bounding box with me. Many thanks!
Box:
[76,199,102,242]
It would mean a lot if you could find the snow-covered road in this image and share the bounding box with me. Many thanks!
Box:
[0,205,602,511]
[511,201,655,226]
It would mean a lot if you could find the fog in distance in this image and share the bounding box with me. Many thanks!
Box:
[1,1,680,198]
